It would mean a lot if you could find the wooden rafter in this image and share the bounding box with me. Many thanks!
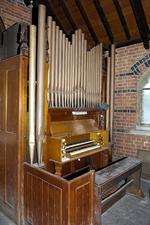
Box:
[75,0,99,45]
[46,0,67,36]
[129,0,150,48]
[93,0,114,43]
[0,17,5,31]
[112,0,131,40]
[116,37,142,48]
[59,0,77,32]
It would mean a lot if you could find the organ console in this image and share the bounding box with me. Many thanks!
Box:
[45,108,110,176]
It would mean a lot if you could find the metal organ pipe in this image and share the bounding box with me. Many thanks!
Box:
[110,44,115,143]
[62,34,65,107]
[36,4,46,165]
[47,16,52,96]
[47,18,104,108]
[51,21,56,107]
[106,55,111,130]
[99,43,103,104]
[54,26,59,107]
[58,30,63,107]
[28,7,105,166]
[83,40,87,107]
[29,25,36,165]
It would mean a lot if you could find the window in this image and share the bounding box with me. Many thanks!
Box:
[139,70,150,127]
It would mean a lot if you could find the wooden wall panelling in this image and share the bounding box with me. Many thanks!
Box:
[0,70,6,201]
[0,56,28,224]
[5,63,19,210]
[18,56,28,224]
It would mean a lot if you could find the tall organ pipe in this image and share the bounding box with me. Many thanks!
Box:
[106,55,111,130]
[36,4,46,165]
[29,25,36,164]
[99,44,103,104]
[110,44,115,143]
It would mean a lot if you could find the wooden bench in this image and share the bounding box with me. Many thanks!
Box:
[95,157,144,213]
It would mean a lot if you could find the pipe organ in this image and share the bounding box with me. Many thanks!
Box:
[0,3,144,225]
[45,16,108,178]
[47,16,103,108]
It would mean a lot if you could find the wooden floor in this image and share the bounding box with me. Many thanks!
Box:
[0,180,149,225]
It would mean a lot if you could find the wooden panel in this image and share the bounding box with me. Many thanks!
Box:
[0,135,5,201]
[0,73,5,131]
[0,56,28,224]
[47,108,104,136]
[51,119,98,136]
[102,149,109,167]
[5,134,18,208]
[70,171,94,225]
[6,69,19,133]
[24,164,69,225]
[24,163,95,225]
[0,70,6,202]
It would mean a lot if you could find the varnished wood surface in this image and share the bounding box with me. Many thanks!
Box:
[45,0,150,48]
[44,106,109,175]
[24,163,97,225]
[48,148,110,176]
[47,108,104,130]
[50,119,99,136]
[0,56,28,224]
[95,157,144,213]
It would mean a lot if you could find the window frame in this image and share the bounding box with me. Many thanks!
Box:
[137,69,150,130]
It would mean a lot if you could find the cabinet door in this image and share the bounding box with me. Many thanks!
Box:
[0,71,6,200]
[0,57,19,210]
[0,56,28,223]
[5,67,19,208]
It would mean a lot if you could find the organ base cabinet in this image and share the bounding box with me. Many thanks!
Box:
[24,163,101,225]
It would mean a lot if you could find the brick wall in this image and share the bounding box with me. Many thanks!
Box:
[0,0,31,28]
[113,43,150,157]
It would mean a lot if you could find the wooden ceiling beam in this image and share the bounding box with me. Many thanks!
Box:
[0,17,5,31]
[116,37,142,48]
[129,0,150,48]
[45,0,67,36]
[112,0,131,40]
[93,0,114,43]
[75,0,99,45]
[59,0,77,33]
